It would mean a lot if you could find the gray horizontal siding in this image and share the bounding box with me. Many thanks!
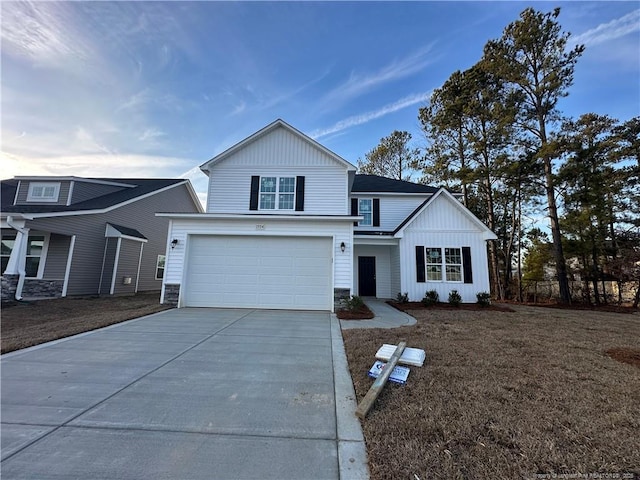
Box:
[99,238,117,295]
[26,183,199,296]
[42,234,70,279]
[113,239,140,295]
[16,181,71,206]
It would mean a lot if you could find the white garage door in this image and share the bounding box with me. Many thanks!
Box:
[183,235,333,310]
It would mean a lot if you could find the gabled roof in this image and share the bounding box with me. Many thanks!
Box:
[352,175,439,194]
[394,187,498,240]
[106,223,147,240]
[199,119,356,174]
[1,177,202,216]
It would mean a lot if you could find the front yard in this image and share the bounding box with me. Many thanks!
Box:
[1,293,170,353]
[342,305,640,479]
[2,295,639,478]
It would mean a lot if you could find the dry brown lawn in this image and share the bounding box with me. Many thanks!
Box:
[342,304,640,480]
[1,293,171,354]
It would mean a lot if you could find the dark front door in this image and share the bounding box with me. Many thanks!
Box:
[358,256,376,296]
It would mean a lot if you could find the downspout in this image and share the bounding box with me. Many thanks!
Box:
[6,215,28,301]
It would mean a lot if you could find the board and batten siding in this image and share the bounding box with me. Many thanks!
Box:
[27,183,199,296]
[15,181,71,206]
[352,245,392,298]
[399,194,492,303]
[164,218,353,298]
[390,245,401,298]
[207,128,349,215]
[42,234,71,279]
[352,195,427,231]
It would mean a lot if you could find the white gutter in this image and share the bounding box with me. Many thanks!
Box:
[6,215,29,301]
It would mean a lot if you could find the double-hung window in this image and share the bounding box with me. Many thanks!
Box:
[425,247,462,282]
[155,255,166,280]
[445,248,462,282]
[425,247,442,281]
[359,199,372,226]
[259,176,295,210]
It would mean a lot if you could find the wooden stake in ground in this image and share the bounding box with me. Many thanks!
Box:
[355,341,407,419]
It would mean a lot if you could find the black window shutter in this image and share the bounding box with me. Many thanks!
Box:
[373,198,380,227]
[416,246,426,283]
[295,176,305,211]
[351,198,358,226]
[249,176,260,210]
[462,247,473,284]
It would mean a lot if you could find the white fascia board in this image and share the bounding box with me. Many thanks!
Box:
[13,176,136,188]
[1,215,34,226]
[394,188,498,239]
[156,212,363,223]
[199,119,356,173]
[354,235,399,246]
[184,180,205,213]
[350,192,435,197]
[4,181,192,219]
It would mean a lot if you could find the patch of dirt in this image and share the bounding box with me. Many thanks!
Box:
[387,300,515,312]
[342,304,640,479]
[1,293,171,354]
[336,304,375,320]
[606,348,640,368]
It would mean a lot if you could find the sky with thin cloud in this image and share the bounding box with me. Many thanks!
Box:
[1,1,638,206]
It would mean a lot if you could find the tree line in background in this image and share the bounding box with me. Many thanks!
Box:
[357,7,640,306]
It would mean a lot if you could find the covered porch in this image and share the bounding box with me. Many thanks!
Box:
[1,216,74,302]
[352,235,400,300]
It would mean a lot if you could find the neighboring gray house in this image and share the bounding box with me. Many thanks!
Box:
[1,176,202,302]
[160,119,497,311]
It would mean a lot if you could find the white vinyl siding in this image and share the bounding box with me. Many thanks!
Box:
[163,217,353,308]
[183,236,332,310]
[206,127,349,215]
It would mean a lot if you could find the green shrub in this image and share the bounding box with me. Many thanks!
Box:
[396,292,409,303]
[422,290,439,306]
[476,292,491,307]
[346,295,365,311]
[448,289,462,307]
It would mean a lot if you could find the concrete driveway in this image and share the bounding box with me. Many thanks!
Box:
[1,308,367,479]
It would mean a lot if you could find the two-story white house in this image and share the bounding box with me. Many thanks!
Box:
[159,119,497,311]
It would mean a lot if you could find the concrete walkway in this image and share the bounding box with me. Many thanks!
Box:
[340,298,416,330]
[1,308,368,479]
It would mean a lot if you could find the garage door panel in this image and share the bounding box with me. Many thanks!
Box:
[184,236,332,310]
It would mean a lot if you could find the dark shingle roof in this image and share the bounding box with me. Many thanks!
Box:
[352,175,438,194]
[0,178,185,214]
[107,223,147,240]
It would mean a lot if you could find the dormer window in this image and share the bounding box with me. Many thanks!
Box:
[27,182,60,202]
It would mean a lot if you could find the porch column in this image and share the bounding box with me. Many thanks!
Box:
[5,226,29,275]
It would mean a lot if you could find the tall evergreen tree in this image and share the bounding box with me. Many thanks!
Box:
[483,7,585,303]
[357,130,419,181]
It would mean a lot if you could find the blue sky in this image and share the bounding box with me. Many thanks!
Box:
[2,1,639,205]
